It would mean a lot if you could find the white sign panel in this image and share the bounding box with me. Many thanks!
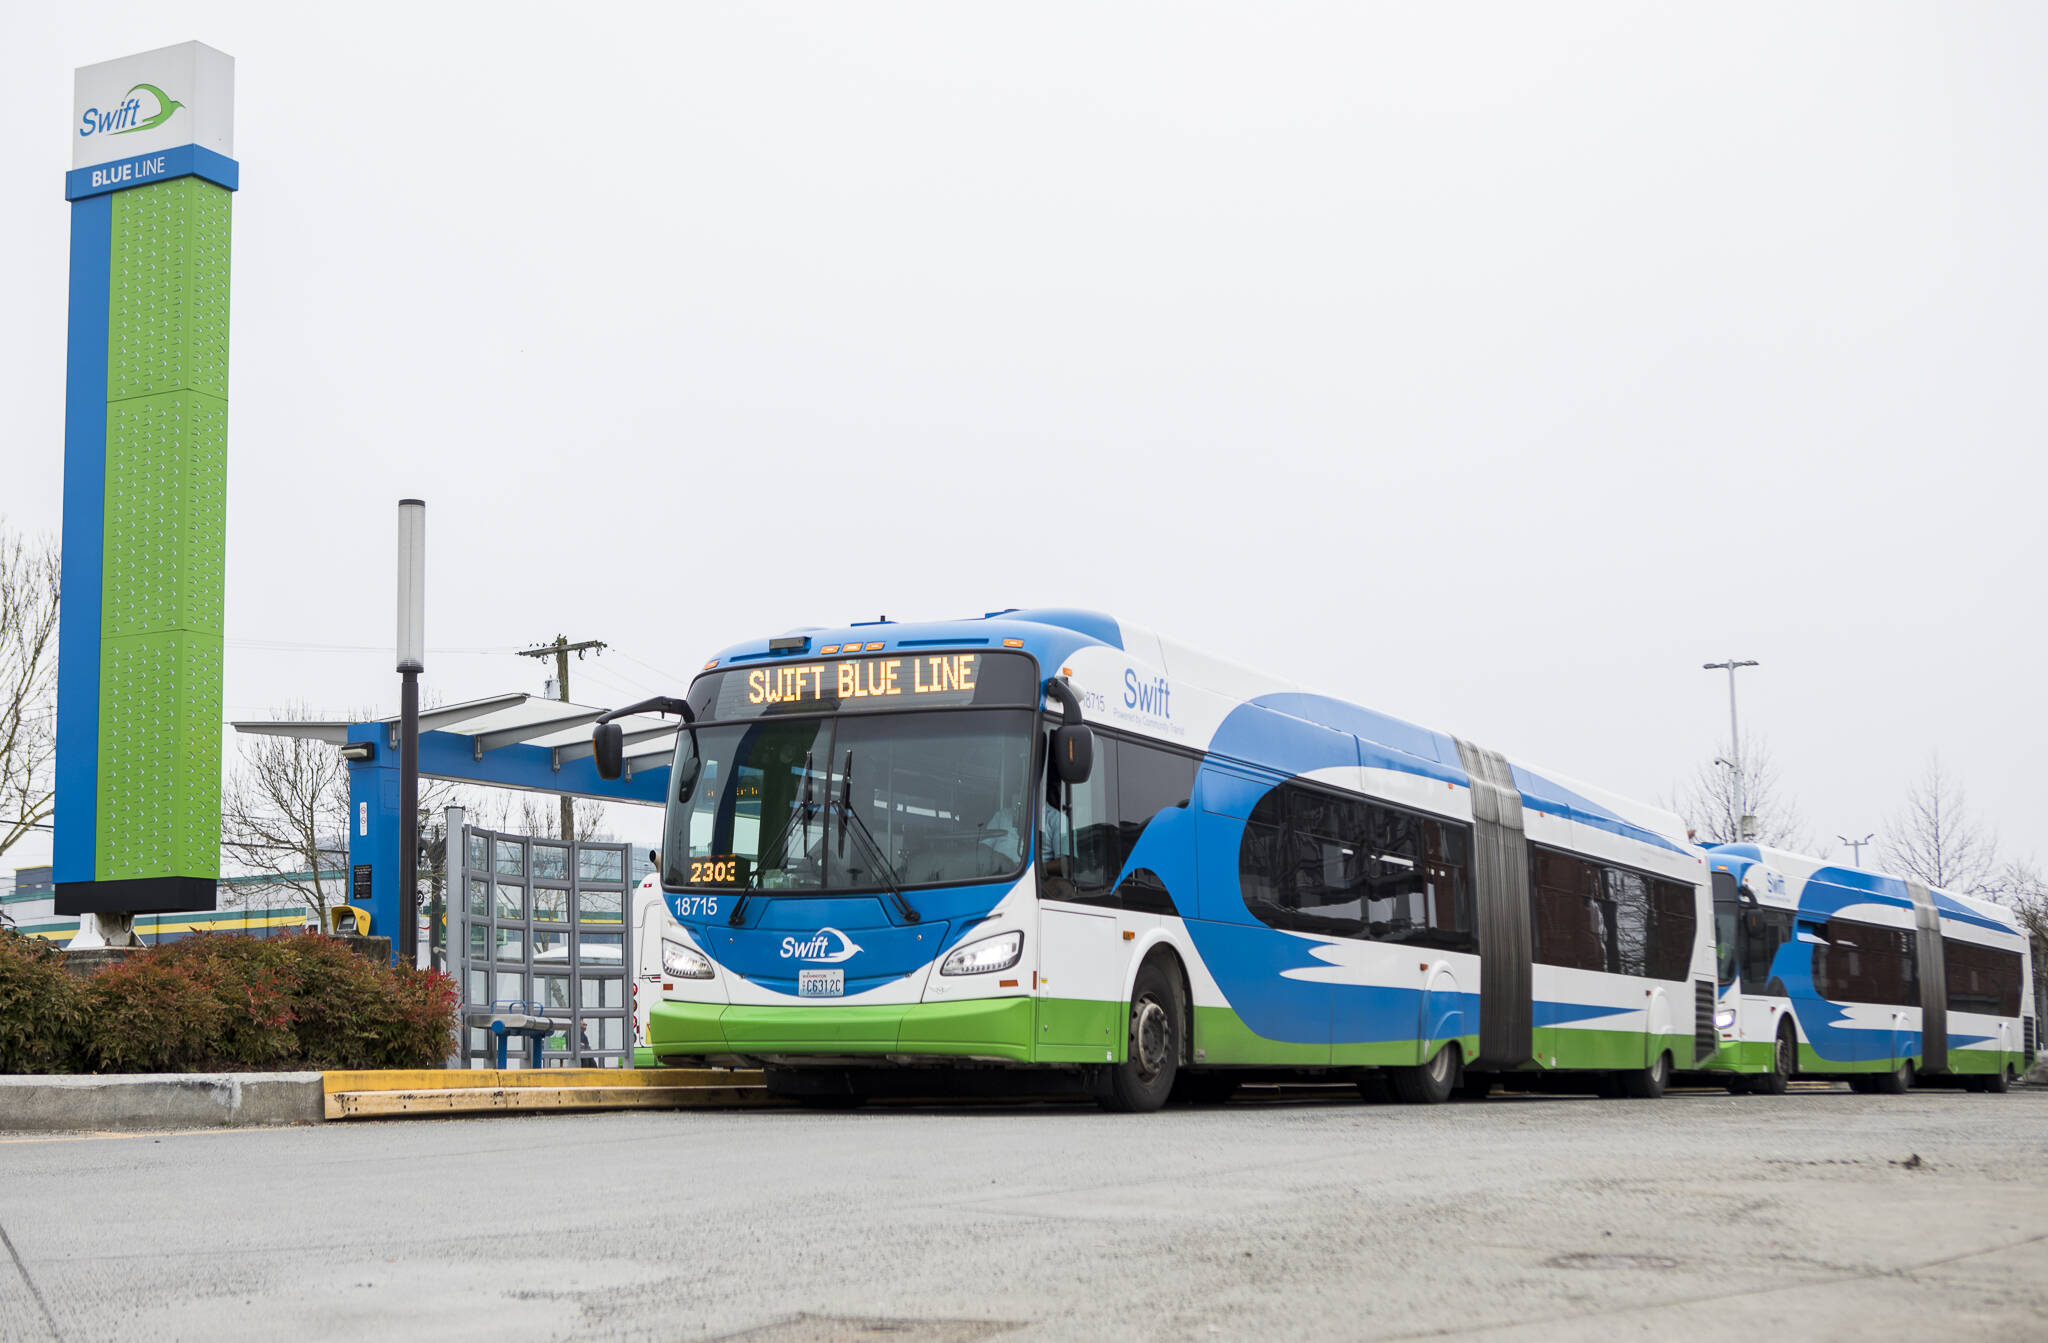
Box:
[73,41,233,170]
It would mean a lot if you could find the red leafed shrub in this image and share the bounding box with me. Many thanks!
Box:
[81,953,227,1073]
[273,934,459,1070]
[0,928,87,1074]
[0,932,461,1074]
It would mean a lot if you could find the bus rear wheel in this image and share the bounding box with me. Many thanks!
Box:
[1872,1061,1914,1095]
[1097,961,1182,1114]
[1388,1043,1460,1105]
[1976,1066,2012,1095]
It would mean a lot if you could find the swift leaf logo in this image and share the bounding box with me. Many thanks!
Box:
[79,83,184,140]
[778,928,863,963]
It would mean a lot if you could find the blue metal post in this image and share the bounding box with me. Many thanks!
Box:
[345,725,402,956]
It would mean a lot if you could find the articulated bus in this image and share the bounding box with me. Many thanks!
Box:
[596,609,1717,1111]
[1699,843,2035,1094]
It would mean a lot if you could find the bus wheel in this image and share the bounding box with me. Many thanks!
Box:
[1098,961,1182,1113]
[1389,1043,1460,1105]
[1620,1051,1671,1100]
[1982,1066,2012,1095]
[1753,1025,1795,1096]
[1872,1061,1914,1095]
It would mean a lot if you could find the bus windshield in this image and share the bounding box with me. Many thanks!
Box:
[1712,871,1739,986]
[661,708,1037,894]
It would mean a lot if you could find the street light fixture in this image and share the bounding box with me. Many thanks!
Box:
[1702,659,1759,841]
[1839,833,1874,866]
[397,499,426,967]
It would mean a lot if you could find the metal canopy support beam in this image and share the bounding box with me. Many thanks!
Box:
[553,723,676,767]
[384,693,533,748]
[470,708,605,759]
[230,720,352,743]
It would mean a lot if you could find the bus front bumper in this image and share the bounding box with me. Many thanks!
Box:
[648,997,1040,1064]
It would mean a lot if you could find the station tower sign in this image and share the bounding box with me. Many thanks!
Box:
[54,42,238,916]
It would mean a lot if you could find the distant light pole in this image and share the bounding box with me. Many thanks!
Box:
[1839,833,1874,866]
[397,499,426,967]
[1702,658,1760,841]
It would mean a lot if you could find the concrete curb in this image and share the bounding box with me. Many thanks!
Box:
[320,1067,779,1119]
[0,1072,325,1132]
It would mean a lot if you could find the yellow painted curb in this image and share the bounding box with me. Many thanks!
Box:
[321,1067,761,1094]
[325,1084,782,1120]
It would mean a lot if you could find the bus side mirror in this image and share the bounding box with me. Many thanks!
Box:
[1052,724,1094,785]
[648,849,659,870]
[593,722,624,780]
[1742,910,1764,939]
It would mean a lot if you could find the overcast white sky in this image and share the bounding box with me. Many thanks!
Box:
[3,4,2044,871]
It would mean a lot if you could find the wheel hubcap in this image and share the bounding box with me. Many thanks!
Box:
[1132,997,1171,1080]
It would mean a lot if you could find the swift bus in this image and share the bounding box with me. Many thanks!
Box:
[1699,843,2034,1094]
[592,609,1715,1112]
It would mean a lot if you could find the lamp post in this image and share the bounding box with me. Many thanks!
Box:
[1839,833,1874,867]
[397,499,426,967]
[1702,658,1759,841]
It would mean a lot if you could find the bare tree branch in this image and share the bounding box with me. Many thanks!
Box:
[1667,730,1810,850]
[0,522,60,863]
[1881,754,1999,895]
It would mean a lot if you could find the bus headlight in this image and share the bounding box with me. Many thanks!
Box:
[662,940,714,980]
[940,931,1024,976]
[1715,1008,1737,1029]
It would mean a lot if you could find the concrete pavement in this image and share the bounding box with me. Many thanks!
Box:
[2,1086,2043,1341]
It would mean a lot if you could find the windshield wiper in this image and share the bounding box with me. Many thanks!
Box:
[834,749,920,924]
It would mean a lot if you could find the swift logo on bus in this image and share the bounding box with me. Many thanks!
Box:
[780,928,863,963]
[1124,670,1172,719]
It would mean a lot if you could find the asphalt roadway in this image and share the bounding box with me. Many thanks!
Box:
[3,1084,2045,1342]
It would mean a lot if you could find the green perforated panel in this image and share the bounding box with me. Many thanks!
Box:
[107,178,231,402]
[101,392,228,638]
[93,175,231,885]
[96,630,224,881]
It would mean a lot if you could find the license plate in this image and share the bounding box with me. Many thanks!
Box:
[798,969,844,998]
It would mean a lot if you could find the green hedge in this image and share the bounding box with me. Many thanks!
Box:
[0,928,458,1074]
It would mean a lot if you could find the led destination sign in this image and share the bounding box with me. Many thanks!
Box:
[694,650,1038,721]
[749,653,978,708]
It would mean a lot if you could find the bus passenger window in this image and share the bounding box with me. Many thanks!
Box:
[1531,847,1606,973]
[1648,879,1697,982]
[1607,869,1649,977]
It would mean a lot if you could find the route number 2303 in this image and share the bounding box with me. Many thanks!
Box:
[688,858,738,885]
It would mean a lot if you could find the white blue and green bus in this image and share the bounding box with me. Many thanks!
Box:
[594,609,1715,1111]
[1699,843,2034,1094]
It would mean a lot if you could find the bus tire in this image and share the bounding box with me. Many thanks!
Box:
[1389,1042,1460,1105]
[1620,1051,1671,1100]
[1753,1024,1795,1096]
[1098,960,1182,1113]
[1872,1061,1914,1095]
[1982,1066,2012,1095]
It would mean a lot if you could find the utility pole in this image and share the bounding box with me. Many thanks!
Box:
[1839,833,1874,867]
[1701,658,1760,842]
[518,635,607,840]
